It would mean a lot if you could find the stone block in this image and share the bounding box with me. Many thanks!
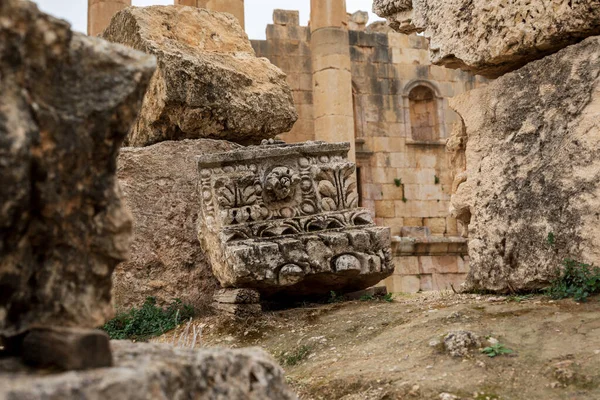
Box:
[382,219,404,235]
[445,217,458,236]
[372,167,399,184]
[419,274,433,291]
[384,274,420,293]
[0,0,155,337]
[403,219,424,228]
[394,256,420,275]
[314,115,355,144]
[450,37,600,292]
[374,0,600,78]
[116,140,240,312]
[388,32,409,49]
[197,141,393,298]
[103,6,297,146]
[266,23,289,40]
[0,343,297,399]
[313,69,353,118]
[273,9,299,26]
[432,273,467,291]
[382,184,403,200]
[424,217,446,235]
[375,200,396,218]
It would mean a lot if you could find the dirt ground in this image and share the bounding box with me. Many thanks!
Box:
[158,292,600,400]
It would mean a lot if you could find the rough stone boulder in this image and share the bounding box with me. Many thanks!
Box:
[0,342,298,399]
[102,5,298,146]
[197,141,394,299]
[449,37,600,292]
[373,0,600,78]
[116,139,241,311]
[0,0,155,337]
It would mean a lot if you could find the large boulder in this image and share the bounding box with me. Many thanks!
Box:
[102,5,298,146]
[449,37,600,292]
[0,342,298,400]
[373,0,600,78]
[116,139,241,311]
[0,0,155,337]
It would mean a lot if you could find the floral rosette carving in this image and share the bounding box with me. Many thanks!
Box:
[264,167,301,202]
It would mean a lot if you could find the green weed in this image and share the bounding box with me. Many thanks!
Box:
[279,345,312,366]
[481,343,513,358]
[328,291,345,303]
[101,297,194,341]
[394,178,402,187]
[507,294,534,303]
[546,259,600,302]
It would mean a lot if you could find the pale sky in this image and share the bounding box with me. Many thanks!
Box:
[34,0,383,40]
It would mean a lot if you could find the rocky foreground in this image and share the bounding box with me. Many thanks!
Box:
[161,293,600,400]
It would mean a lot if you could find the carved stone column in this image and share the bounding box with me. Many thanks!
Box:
[175,0,245,30]
[87,0,131,36]
[310,0,355,161]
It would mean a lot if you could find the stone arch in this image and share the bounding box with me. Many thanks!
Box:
[401,80,446,142]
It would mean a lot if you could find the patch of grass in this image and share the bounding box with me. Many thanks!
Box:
[546,258,600,302]
[481,343,513,358]
[394,178,402,187]
[547,232,556,246]
[328,291,345,303]
[508,294,534,303]
[279,345,312,366]
[101,297,194,341]
[434,175,440,185]
[359,292,394,302]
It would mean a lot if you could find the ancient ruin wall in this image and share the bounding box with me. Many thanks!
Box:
[252,10,486,292]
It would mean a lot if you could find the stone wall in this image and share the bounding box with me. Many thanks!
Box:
[252,10,314,144]
[251,10,486,292]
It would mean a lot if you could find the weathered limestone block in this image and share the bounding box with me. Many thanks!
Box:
[116,139,240,311]
[197,141,394,298]
[373,0,600,78]
[0,0,155,337]
[449,37,600,292]
[0,342,298,400]
[102,5,298,146]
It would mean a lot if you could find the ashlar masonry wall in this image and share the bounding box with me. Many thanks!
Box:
[252,10,487,293]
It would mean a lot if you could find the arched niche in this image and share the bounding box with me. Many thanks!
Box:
[401,80,447,144]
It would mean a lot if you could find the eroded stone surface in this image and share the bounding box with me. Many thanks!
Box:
[0,0,155,337]
[449,37,600,292]
[116,139,241,312]
[197,141,394,298]
[102,5,298,146]
[0,341,297,400]
[443,331,481,358]
[373,0,600,78]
